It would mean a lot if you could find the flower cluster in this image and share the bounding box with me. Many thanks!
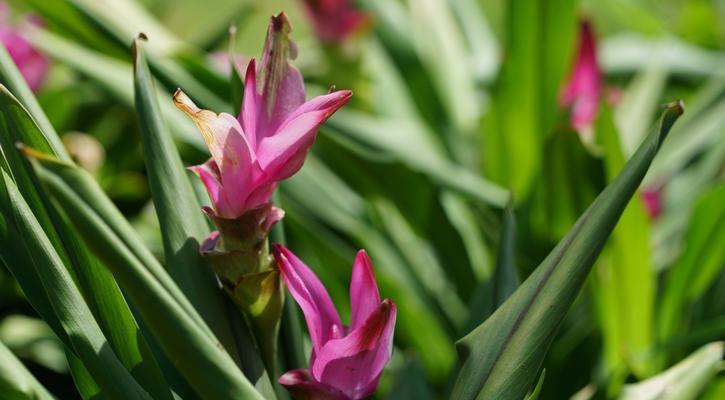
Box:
[179,12,395,399]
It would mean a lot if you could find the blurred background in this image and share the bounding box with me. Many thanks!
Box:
[0,0,723,398]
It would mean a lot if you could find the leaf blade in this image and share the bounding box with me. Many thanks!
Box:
[451,102,684,400]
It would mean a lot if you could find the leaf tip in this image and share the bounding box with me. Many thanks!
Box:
[657,99,685,147]
[131,33,148,70]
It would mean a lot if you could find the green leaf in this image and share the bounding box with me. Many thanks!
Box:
[658,183,725,341]
[386,359,433,400]
[492,202,520,308]
[619,342,724,400]
[133,33,230,353]
[0,340,54,400]
[0,83,172,399]
[0,45,66,159]
[26,154,264,400]
[450,102,684,400]
[374,198,467,329]
[595,103,655,377]
[325,111,508,207]
[440,192,493,282]
[0,170,152,400]
[132,36,276,398]
[65,349,102,400]
[463,201,518,333]
[408,0,479,134]
[63,0,229,112]
[25,28,203,148]
[483,0,576,201]
[67,0,185,55]
[525,369,546,400]
[614,67,668,157]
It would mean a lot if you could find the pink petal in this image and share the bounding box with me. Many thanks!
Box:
[256,90,352,180]
[242,180,278,213]
[175,90,262,217]
[559,19,601,137]
[279,369,351,400]
[262,63,305,135]
[261,205,285,233]
[349,250,380,331]
[256,13,306,139]
[272,245,343,353]
[0,25,48,92]
[301,0,370,43]
[641,188,663,220]
[188,160,237,218]
[311,299,396,400]
[240,58,260,151]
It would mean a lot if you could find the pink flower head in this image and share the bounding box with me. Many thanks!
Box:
[299,0,370,43]
[0,3,48,92]
[272,245,396,400]
[559,19,601,141]
[641,187,663,220]
[176,13,352,219]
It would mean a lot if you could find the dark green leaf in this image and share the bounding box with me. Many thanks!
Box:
[132,36,276,398]
[451,102,684,400]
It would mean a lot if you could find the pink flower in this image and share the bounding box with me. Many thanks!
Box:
[273,245,396,400]
[641,187,663,220]
[0,3,48,92]
[560,19,601,141]
[299,0,370,43]
[175,13,352,219]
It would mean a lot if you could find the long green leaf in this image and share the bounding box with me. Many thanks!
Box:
[133,33,234,356]
[463,201,518,333]
[0,83,172,399]
[658,183,725,341]
[0,340,54,400]
[450,101,683,400]
[27,154,263,400]
[596,103,655,377]
[133,36,276,398]
[0,170,151,400]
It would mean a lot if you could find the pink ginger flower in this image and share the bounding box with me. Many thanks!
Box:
[0,3,48,92]
[175,13,351,220]
[560,19,601,142]
[273,245,396,400]
[299,0,370,43]
[641,187,663,220]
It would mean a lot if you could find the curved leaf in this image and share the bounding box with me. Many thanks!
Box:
[451,102,684,400]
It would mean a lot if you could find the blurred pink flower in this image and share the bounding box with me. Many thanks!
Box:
[176,13,351,219]
[299,0,370,43]
[0,3,48,92]
[273,245,396,400]
[560,19,601,141]
[641,187,663,220]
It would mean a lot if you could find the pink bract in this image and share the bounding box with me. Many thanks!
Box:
[273,245,396,400]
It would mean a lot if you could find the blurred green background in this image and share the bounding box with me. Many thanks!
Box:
[1,0,724,398]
